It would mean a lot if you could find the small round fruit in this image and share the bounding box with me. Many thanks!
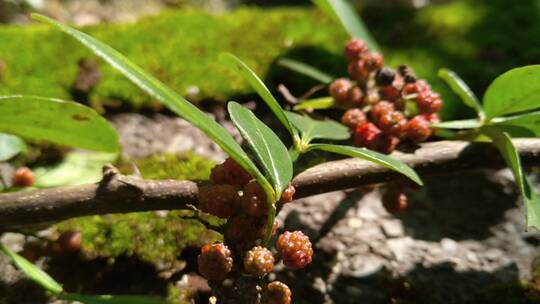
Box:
[242,180,268,217]
[279,184,296,205]
[341,108,367,130]
[363,52,384,71]
[57,230,82,253]
[370,101,395,121]
[12,167,34,187]
[344,38,368,62]
[276,231,313,269]
[329,78,353,106]
[375,68,396,86]
[405,116,432,143]
[382,188,408,214]
[223,157,252,186]
[210,164,227,185]
[244,246,275,277]
[354,122,382,148]
[198,184,240,218]
[264,281,292,304]
[197,243,233,282]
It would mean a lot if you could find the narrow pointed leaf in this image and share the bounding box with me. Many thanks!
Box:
[285,111,349,142]
[492,110,540,136]
[307,144,422,186]
[61,294,168,304]
[33,14,268,188]
[438,69,483,116]
[0,96,118,152]
[293,97,335,111]
[0,133,26,162]
[483,65,540,119]
[482,126,540,231]
[431,119,482,130]
[313,0,379,50]
[277,58,334,84]
[228,102,292,197]
[219,53,296,140]
[0,243,63,294]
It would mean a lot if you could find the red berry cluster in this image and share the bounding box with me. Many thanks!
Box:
[331,38,443,154]
[196,158,309,301]
[12,167,34,188]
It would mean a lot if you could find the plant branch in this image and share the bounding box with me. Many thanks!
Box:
[1,139,540,229]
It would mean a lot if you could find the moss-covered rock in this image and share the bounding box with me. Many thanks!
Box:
[55,152,222,264]
[1,1,538,120]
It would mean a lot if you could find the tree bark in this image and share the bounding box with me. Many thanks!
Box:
[1,139,540,228]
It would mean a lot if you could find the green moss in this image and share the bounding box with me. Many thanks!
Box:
[1,2,538,119]
[55,152,222,264]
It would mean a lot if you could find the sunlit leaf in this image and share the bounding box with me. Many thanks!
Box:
[0,96,118,152]
[219,53,296,140]
[33,151,118,188]
[277,58,334,84]
[307,144,422,185]
[0,133,26,162]
[482,126,540,231]
[483,65,540,119]
[431,119,482,130]
[492,110,540,136]
[228,102,292,197]
[33,14,270,192]
[438,69,483,117]
[285,111,349,143]
[293,97,335,111]
[313,0,379,50]
[0,243,63,294]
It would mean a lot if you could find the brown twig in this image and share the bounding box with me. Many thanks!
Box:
[1,139,540,229]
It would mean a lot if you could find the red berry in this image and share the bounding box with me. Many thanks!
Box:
[382,188,408,214]
[416,91,442,114]
[376,110,407,137]
[348,86,364,106]
[276,231,313,269]
[279,184,296,205]
[223,158,252,186]
[12,167,34,187]
[329,78,353,106]
[57,230,82,253]
[370,101,395,121]
[242,180,268,217]
[403,83,419,94]
[354,122,382,148]
[341,108,367,129]
[198,184,240,218]
[348,60,369,81]
[423,113,440,124]
[405,116,433,142]
[197,243,233,282]
[244,246,275,277]
[264,281,292,304]
[363,52,384,71]
[378,85,401,103]
[370,135,400,154]
[226,215,268,247]
[344,39,369,62]
[210,164,227,184]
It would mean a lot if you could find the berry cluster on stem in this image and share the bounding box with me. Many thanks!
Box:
[332,38,443,154]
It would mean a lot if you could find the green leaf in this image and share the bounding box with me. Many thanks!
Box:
[492,110,540,136]
[0,133,26,162]
[276,58,334,84]
[307,144,422,186]
[228,102,293,197]
[33,151,117,188]
[481,126,540,231]
[285,111,349,143]
[313,0,379,50]
[431,119,482,130]
[293,97,336,111]
[61,294,168,304]
[33,14,269,191]
[483,65,540,119]
[438,69,483,117]
[0,96,118,152]
[219,53,296,140]
[0,243,63,294]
